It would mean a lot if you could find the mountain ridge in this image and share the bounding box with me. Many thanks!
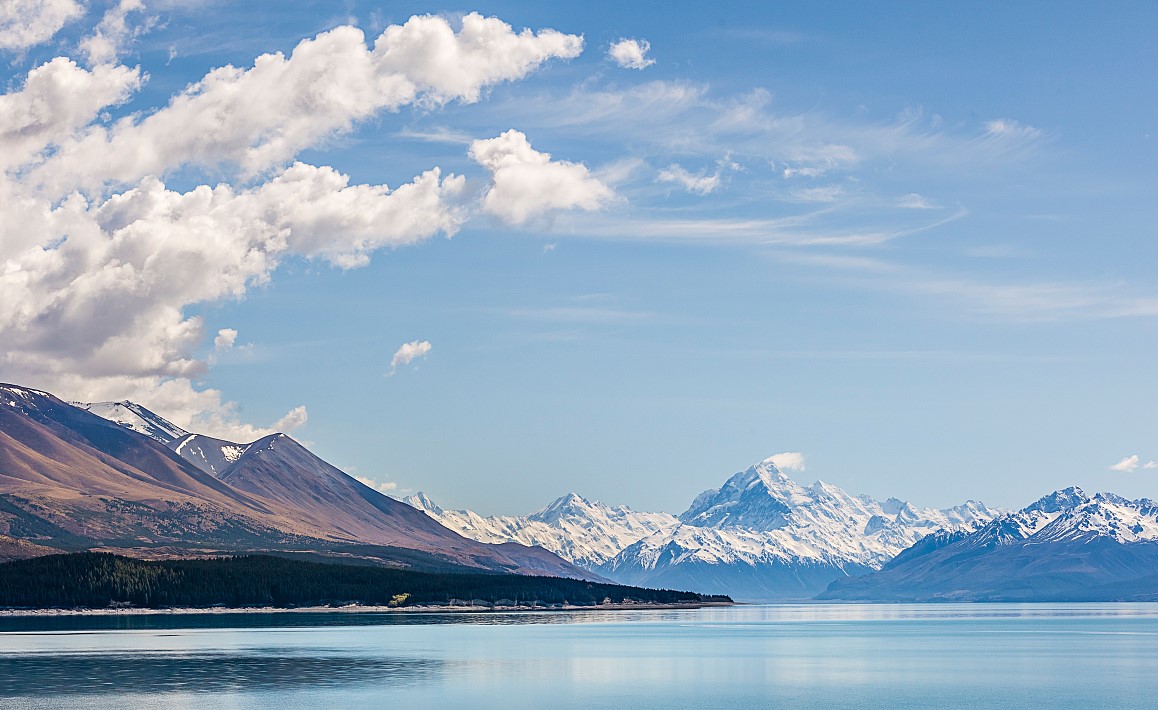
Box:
[0,384,597,581]
[406,457,997,601]
[819,486,1158,601]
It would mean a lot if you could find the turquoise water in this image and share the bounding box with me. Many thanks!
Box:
[1,603,1156,708]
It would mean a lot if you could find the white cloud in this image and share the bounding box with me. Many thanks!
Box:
[1110,455,1140,472]
[0,163,467,390]
[608,38,654,70]
[470,129,614,225]
[389,340,432,375]
[79,0,149,66]
[27,13,584,196]
[376,12,583,105]
[0,12,582,436]
[765,451,806,471]
[213,328,237,352]
[273,405,309,432]
[0,0,82,52]
[355,475,399,494]
[0,58,142,171]
[1145,461,1158,470]
[657,164,720,195]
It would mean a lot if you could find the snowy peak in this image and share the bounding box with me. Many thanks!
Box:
[1024,486,1089,515]
[406,492,679,568]
[679,459,800,528]
[403,492,445,517]
[953,487,1158,551]
[529,492,600,524]
[676,456,993,546]
[73,400,191,446]
[414,453,999,598]
[1032,493,1158,545]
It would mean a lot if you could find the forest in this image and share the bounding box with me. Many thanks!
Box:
[0,553,730,609]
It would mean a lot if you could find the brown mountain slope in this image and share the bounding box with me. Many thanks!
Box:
[0,385,598,580]
[213,433,589,577]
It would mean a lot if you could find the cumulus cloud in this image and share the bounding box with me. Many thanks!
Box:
[1146,461,1158,470]
[213,329,238,352]
[470,129,614,225]
[0,0,82,52]
[1110,455,1141,472]
[765,451,806,472]
[79,0,150,66]
[389,340,432,375]
[608,38,654,69]
[0,58,142,171]
[0,12,584,437]
[273,405,309,432]
[25,13,583,196]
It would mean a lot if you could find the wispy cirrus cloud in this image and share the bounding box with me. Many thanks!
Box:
[769,249,1158,324]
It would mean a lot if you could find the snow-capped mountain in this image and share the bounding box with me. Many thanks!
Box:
[407,456,996,600]
[406,491,678,568]
[600,457,995,599]
[820,486,1158,601]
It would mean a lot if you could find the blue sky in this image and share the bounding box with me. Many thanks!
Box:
[2,1,1156,514]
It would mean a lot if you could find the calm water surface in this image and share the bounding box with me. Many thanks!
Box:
[1,603,1155,708]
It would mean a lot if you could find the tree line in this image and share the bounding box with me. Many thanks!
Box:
[0,553,731,609]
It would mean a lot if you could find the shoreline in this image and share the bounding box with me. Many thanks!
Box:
[0,600,734,617]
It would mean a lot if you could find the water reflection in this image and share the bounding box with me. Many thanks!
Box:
[0,604,1155,708]
[0,650,441,696]
[0,609,653,633]
[2,602,1158,635]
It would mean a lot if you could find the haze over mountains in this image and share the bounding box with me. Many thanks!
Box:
[0,384,592,580]
[408,457,998,600]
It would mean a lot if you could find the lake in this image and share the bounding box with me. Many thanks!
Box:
[1,603,1155,708]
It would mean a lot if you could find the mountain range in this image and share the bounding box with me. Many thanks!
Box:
[4,381,1155,603]
[407,456,997,600]
[0,384,592,580]
[818,486,1158,601]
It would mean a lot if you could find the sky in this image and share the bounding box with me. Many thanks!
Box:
[1,1,1156,515]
